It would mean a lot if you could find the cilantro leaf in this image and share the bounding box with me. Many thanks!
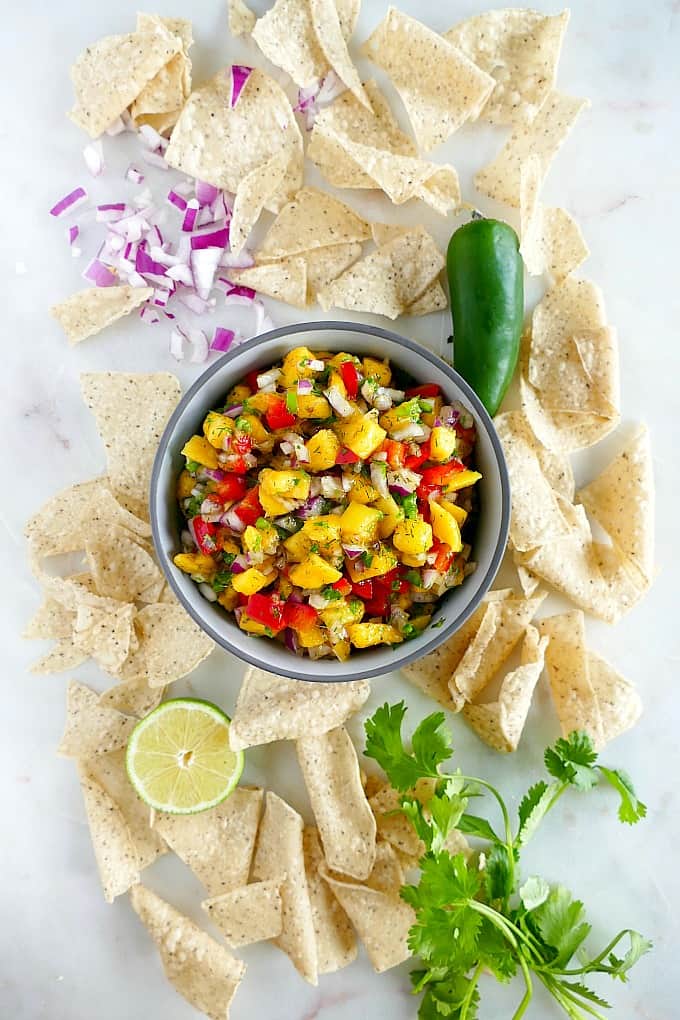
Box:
[484,843,514,902]
[530,886,592,968]
[404,852,481,911]
[457,814,502,844]
[516,781,559,847]
[400,797,435,851]
[411,711,454,776]
[426,974,480,1019]
[477,918,517,983]
[597,767,647,824]
[519,875,550,912]
[428,789,467,854]
[364,703,449,792]
[544,732,598,790]
[407,903,482,971]
[556,981,611,1009]
[607,931,653,980]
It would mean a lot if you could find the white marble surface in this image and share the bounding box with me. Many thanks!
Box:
[2,1,680,1018]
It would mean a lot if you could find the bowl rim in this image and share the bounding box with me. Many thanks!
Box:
[150,320,511,681]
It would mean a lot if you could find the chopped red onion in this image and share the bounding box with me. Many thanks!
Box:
[142,149,168,170]
[182,199,200,231]
[153,288,172,307]
[66,225,79,246]
[422,569,440,591]
[177,289,211,315]
[195,180,220,206]
[126,165,145,185]
[166,263,194,286]
[127,270,148,288]
[188,328,209,363]
[317,69,347,105]
[230,65,253,107]
[326,385,354,418]
[296,495,329,519]
[50,186,88,218]
[252,300,274,335]
[138,123,166,151]
[83,259,118,287]
[370,461,390,498]
[191,246,222,299]
[226,511,246,535]
[140,305,161,325]
[83,140,105,177]
[284,628,300,654]
[342,544,365,559]
[220,248,255,269]
[308,358,325,371]
[191,227,230,250]
[257,368,281,388]
[169,326,187,361]
[297,378,313,394]
[198,582,218,602]
[222,281,256,300]
[225,403,243,418]
[105,116,126,136]
[211,327,236,352]
[96,203,127,223]
[135,248,168,281]
[167,189,188,212]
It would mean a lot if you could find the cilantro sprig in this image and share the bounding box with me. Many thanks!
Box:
[364,703,650,1020]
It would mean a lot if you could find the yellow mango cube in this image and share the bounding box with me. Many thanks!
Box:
[297,393,332,419]
[247,392,274,413]
[348,475,380,504]
[340,502,382,545]
[239,413,270,446]
[217,588,240,611]
[421,397,442,428]
[203,411,235,449]
[181,435,219,469]
[283,531,311,561]
[176,470,196,500]
[401,552,427,567]
[321,598,364,629]
[393,519,433,555]
[231,568,272,595]
[280,346,318,387]
[441,500,468,526]
[362,357,391,387]
[334,413,386,459]
[444,470,482,493]
[243,522,279,556]
[429,501,463,552]
[260,469,310,501]
[301,516,342,547]
[237,611,270,635]
[289,554,342,588]
[331,639,351,662]
[328,369,348,398]
[173,552,216,578]
[259,489,296,517]
[374,495,403,538]
[307,429,340,471]
[226,383,251,404]
[348,623,403,648]
[298,625,326,648]
[429,426,458,462]
[346,545,398,581]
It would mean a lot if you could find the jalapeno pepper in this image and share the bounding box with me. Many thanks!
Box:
[447,218,524,416]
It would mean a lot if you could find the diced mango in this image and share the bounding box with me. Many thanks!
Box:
[401,552,428,567]
[280,346,318,387]
[181,435,219,469]
[334,413,386,460]
[260,469,311,500]
[429,426,458,462]
[348,623,403,647]
[259,489,296,517]
[411,614,432,632]
[237,611,270,635]
[328,369,348,398]
[421,397,442,429]
[176,470,196,500]
[321,598,364,629]
[298,625,326,648]
[429,501,463,552]
[340,502,382,545]
[331,639,351,662]
[301,516,342,547]
[243,522,279,556]
[443,470,482,493]
[441,500,468,526]
[278,577,293,600]
[348,475,380,504]
[283,531,311,561]
[329,352,355,368]
[247,392,274,413]
[362,357,391,387]
[231,568,273,595]
[307,429,340,471]
[346,545,398,581]
[217,588,239,611]
[296,393,332,419]
[289,554,342,588]
[173,552,217,578]
[393,519,433,555]
[203,411,235,449]
[240,413,271,446]
[226,383,251,404]
[374,495,403,539]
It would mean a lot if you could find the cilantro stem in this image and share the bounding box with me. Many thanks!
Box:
[467,901,535,1020]
[538,974,607,1020]
[460,962,483,1020]
[457,773,517,897]
[547,929,637,977]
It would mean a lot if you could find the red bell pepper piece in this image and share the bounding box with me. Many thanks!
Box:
[433,542,455,573]
[192,518,218,555]
[404,438,431,472]
[247,593,286,632]
[214,475,247,502]
[416,480,441,502]
[234,486,264,526]
[363,594,390,617]
[336,448,360,465]
[221,453,250,474]
[420,460,466,487]
[232,431,253,455]
[339,360,359,400]
[351,579,374,599]
[245,369,260,393]
[405,383,441,399]
[283,602,319,632]
[331,577,352,597]
[265,396,296,431]
[381,439,405,469]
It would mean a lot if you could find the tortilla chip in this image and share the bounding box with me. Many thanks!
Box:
[69,27,183,138]
[252,0,328,86]
[408,280,448,316]
[577,425,654,586]
[252,792,318,985]
[296,726,376,880]
[98,677,165,718]
[23,598,74,640]
[80,372,181,519]
[258,187,370,261]
[463,626,548,752]
[539,610,604,747]
[86,749,166,870]
[369,778,434,859]
[154,787,263,896]
[303,827,357,973]
[445,10,570,125]
[116,604,214,686]
[227,258,308,308]
[130,885,246,1020]
[299,243,363,303]
[85,527,162,604]
[310,0,369,109]
[475,90,589,208]
[229,0,256,36]
[362,9,494,152]
[452,593,546,704]
[165,68,303,211]
[135,109,183,136]
[203,880,283,948]
[230,152,290,256]
[588,652,643,744]
[130,15,192,120]
[319,855,415,973]
[521,378,618,455]
[228,666,370,750]
[58,681,136,758]
[73,602,136,673]
[495,411,570,552]
[319,226,445,319]
[520,155,589,279]
[50,286,153,346]
[30,637,88,674]
[77,765,139,901]
[514,554,542,599]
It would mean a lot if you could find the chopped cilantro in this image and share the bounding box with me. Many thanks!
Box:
[184,459,201,473]
[405,569,421,586]
[263,626,275,638]
[183,494,204,518]
[402,622,418,639]
[418,398,434,413]
[361,551,374,567]
[322,586,342,601]
[255,517,269,531]
[431,616,446,629]
[235,416,251,433]
[211,571,233,593]
[310,543,320,554]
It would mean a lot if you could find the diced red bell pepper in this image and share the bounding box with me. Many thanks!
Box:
[405,383,441,399]
[351,579,374,599]
[381,439,405,469]
[336,447,360,465]
[232,431,253,455]
[214,475,247,502]
[247,593,286,632]
[416,480,442,502]
[418,499,432,524]
[363,594,390,618]
[283,602,320,631]
[331,577,352,597]
[237,592,249,607]
[265,396,296,431]
[433,542,455,573]
[192,518,218,555]
[455,423,476,445]
[234,486,264,526]
[339,360,359,400]
[222,453,250,474]
[420,460,466,487]
[245,369,260,393]
[404,439,431,472]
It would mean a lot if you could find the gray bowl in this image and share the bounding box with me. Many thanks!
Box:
[150,321,510,681]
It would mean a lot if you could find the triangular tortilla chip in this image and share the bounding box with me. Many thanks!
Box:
[130,15,192,119]
[203,880,283,948]
[258,187,370,261]
[73,602,136,673]
[296,726,376,880]
[252,792,318,985]
[521,375,619,454]
[58,681,136,758]
[228,665,369,750]
[588,651,643,745]
[475,90,589,208]
[463,626,548,752]
[230,151,290,256]
[408,280,448,316]
[227,258,308,308]
[50,286,153,345]
[80,372,181,519]
[154,787,263,896]
[577,425,654,586]
[303,827,357,973]
[539,610,604,748]
[98,677,165,718]
[130,885,246,1020]
[229,0,257,36]
[252,0,329,86]
[362,8,494,152]
[368,778,435,859]
[30,637,88,674]
[69,27,183,138]
[116,604,214,686]
[298,243,363,303]
[310,0,370,109]
[85,527,163,604]
[165,68,303,211]
[23,598,74,640]
[445,9,570,125]
[520,155,589,279]
[77,765,139,901]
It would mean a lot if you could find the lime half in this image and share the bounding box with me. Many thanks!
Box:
[126,698,244,814]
